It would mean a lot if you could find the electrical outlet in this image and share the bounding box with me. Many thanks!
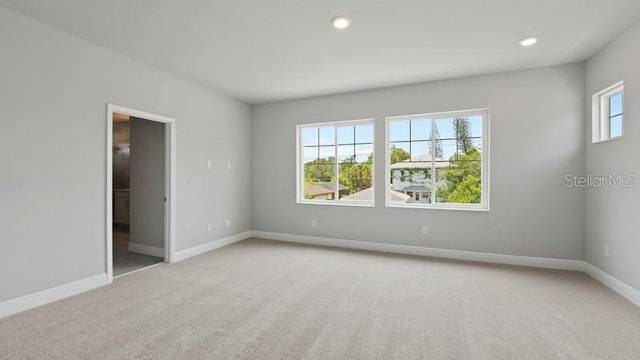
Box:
[604,245,610,257]
[207,224,212,232]
[207,160,213,170]
[421,226,428,236]
[311,220,318,228]
[227,161,232,170]
[225,219,231,228]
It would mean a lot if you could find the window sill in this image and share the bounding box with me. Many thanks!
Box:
[592,135,623,144]
[297,200,375,208]
[385,202,489,212]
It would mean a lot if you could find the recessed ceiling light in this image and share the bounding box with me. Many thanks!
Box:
[332,16,351,30]
[520,36,539,47]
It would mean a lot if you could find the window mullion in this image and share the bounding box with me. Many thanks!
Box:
[603,96,611,140]
[300,128,304,201]
[316,128,320,160]
[353,125,356,160]
[431,119,436,204]
[409,120,412,160]
[334,126,339,201]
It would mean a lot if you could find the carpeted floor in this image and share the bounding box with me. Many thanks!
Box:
[1,238,640,359]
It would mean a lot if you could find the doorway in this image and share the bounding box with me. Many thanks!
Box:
[106,105,176,282]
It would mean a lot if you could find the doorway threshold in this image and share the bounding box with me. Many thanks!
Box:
[114,261,165,280]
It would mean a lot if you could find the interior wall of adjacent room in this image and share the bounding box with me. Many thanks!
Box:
[129,118,165,250]
[585,20,640,292]
[251,64,586,260]
[0,5,251,302]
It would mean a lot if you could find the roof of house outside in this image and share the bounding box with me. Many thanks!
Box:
[401,185,431,192]
[389,190,411,202]
[304,183,334,196]
[310,182,347,192]
[340,187,411,202]
[340,187,374,201]
[390,154,450,170]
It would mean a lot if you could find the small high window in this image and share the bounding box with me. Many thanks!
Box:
[593,81,624,143]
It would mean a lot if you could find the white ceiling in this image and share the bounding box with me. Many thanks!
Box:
[2,0,640,104]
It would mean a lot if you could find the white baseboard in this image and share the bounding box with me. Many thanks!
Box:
[0,232,251,319]
[2,231,638,321]
[253,231,640,308]
[128,242,164,258]
[583,263,640,307]
[174,231,253,262]
[252,231,585,271]
[0,273,108,319]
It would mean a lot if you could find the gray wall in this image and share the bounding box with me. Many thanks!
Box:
[585,22,640,291]
[130,118,165,250]
[0,6,251,302]
[252,64,586,260]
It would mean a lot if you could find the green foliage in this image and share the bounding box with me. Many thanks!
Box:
[389,145,410,164]
[433,124,443,158]
[305,154,373,196]
[436,148,481,204]
[434,118,481,204]
[339,154,373,195]
[304,157,335,183]
[447,174,481,203]
[453,117,474,154]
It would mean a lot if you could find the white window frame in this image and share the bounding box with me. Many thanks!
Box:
[592,81,624,143]
[296,119,375,207]
[385,108,490,211]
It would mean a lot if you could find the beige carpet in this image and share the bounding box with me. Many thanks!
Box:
[2,239,640,359]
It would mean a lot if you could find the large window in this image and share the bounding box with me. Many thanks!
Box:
[297,119,374,206]
[386,109,489,210]
[592,81,624,143]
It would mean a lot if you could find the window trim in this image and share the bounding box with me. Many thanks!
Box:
[592,81,624,143]
[385,108,490,211]
[296,118,375,207]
